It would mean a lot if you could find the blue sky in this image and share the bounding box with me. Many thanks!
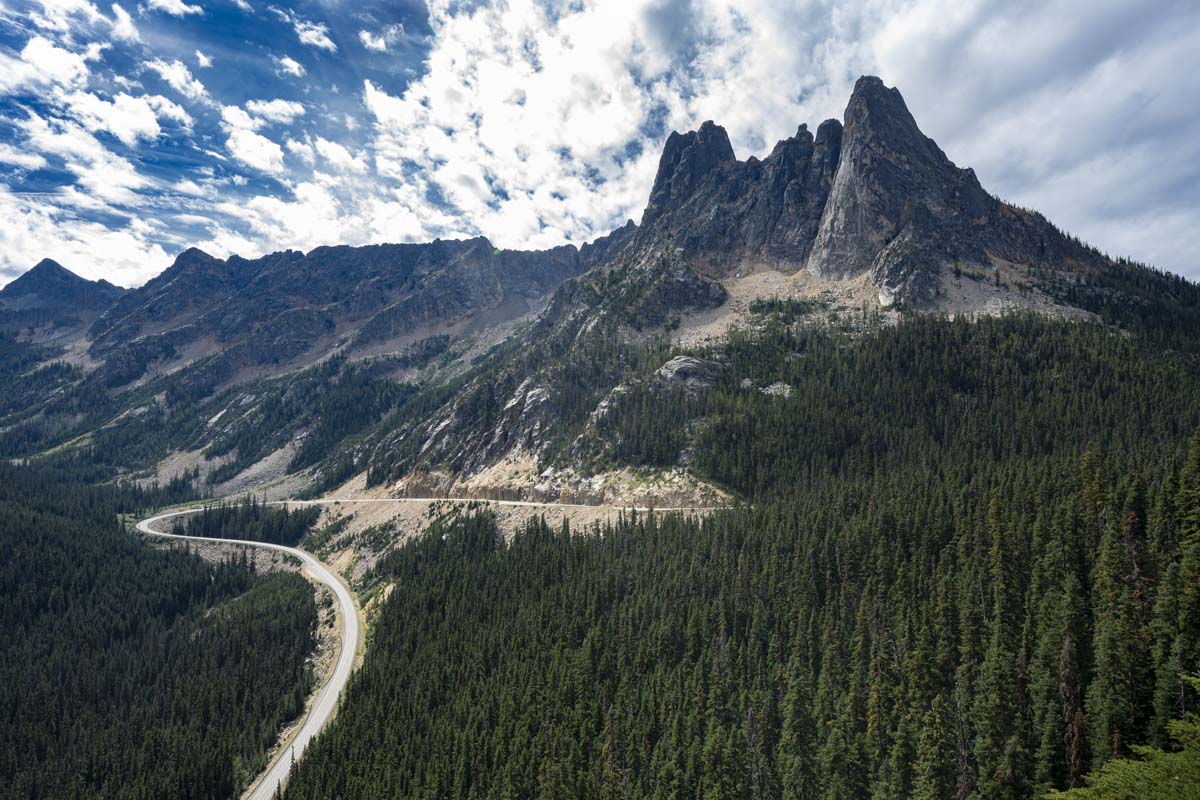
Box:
[0,0,1198,287]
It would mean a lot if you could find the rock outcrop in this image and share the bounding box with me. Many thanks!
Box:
[635,118,842,275]
[84,235,610,388]
[624,75,1104,307]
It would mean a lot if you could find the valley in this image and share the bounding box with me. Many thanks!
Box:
[3,69,1199,800]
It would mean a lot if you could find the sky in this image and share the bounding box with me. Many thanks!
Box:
[0,0,1197,288]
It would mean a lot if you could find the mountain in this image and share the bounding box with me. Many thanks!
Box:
[0,76,1196,504]
[593,75,1121,313]
[6,74,1200,800]
[0,258,125,338]
[357,77,1199,500]
[83,231,634,392]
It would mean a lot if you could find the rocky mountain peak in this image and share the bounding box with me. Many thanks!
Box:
[643,120,736,225]
[0,258,123,311]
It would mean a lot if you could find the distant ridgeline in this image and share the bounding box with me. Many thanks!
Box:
[284,314,1200,800]
[0,465,318,800]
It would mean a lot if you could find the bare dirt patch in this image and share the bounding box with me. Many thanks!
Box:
[673,264,884,348]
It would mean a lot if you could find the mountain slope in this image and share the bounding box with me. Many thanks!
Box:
[1,76,1197,502]
[354,76,1200,498]
[84,235,620,391]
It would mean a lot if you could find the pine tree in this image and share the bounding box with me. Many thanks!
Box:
[1087,510,1142,766]
[912,693,957,800]
[974,496,1029,798]
[779,649,820,800]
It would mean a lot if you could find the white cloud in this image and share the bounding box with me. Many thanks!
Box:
[0,36,91,94]
[17,110,151,205]
[220,104,258,131]
[172,178,210,196]
[0,144,48,171]
[194,49,212,68]
[144,58,208,101]
[225,128,286,174]
[285,138,314,164]
[141,0,202,17]
[272,8,336,52]
[26,0,105,32]
[314,137,365,173]
[296,20,335,51]
[220,100,303,134]
[0,185,169,285]
[358,23,404,52]
[60,91,172,146]
[245,98,305,124]
[109,3,140,41]
[274,55,305,77]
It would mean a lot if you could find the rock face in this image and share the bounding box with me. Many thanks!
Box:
[808,77,994,280]
[624,74,1103,306]
[655,355,722,395]
[636,118,842,275]
[84,233,624,388]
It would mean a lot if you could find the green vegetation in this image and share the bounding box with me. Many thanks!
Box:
[748,295,826,320]
[177,498,320,546]
[1050,673,1200,799]
[0,464,318,799]
[285,315,1200,800]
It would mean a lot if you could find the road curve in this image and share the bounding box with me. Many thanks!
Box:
[136,509,360,800]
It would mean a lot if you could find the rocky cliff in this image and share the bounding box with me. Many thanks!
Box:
[625,75,1103,307]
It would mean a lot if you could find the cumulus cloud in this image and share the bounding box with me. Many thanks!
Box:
[0,143,48,171]
[358,23,404,53]
[285,138,314,164]
[314,137,365,173]
[0,36,92,93]
[109,3,140,41]
[245,98,305,124]
[140,0,202,17]
[26,0,105,32]
[0,185,169,285]
[144,58,208,101]
[18,110,151,205]
[225,129,286,174]
[274,55,305,77]
[194,49,212,68]
[271,8,336,51]
[60,90,191,146]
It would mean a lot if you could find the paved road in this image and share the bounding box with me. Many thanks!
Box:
[135,497,713,795]
[136,509,360,800]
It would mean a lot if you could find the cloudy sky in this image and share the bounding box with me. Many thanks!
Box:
[0,0,1197,287]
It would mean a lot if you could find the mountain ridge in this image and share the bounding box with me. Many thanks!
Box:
[1,75,1197,505]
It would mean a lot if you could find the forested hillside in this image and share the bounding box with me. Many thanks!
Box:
[177,498,321,545]
[0,466,318,800]
[284,315,1200,800]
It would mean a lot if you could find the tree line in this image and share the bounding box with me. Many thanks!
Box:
[0,464,318,799]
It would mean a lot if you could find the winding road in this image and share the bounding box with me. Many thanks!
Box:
[136,509,360,800]
[135,497,715,797]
